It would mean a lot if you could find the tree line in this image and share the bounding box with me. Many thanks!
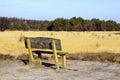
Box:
[0,16,120,31]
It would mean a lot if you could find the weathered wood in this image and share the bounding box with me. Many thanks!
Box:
[24,37,62,50]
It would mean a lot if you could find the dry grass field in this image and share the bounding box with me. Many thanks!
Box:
[0,31,120,56]
[1,31,120,80]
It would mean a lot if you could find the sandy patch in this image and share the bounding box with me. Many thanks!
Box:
[0,59,120,80]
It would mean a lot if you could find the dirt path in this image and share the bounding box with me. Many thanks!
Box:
[0,59,120,80]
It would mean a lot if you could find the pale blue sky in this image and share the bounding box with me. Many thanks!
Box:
[0,0,120,22]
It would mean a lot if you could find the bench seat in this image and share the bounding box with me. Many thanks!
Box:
[32,49,68,56]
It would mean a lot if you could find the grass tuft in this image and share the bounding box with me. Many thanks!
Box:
[18,33,24,42]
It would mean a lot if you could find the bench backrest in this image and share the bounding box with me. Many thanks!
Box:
[24,37,62,50]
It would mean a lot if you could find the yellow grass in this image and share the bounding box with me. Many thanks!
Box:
[0,31,120,56]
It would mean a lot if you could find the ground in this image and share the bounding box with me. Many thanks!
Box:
[0,59,120,80]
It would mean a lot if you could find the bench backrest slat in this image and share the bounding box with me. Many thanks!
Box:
[24,37,62,50]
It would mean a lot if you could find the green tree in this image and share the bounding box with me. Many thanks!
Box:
[69,17,84,31]
[105,20,117,31]
[10,23,22,30]
[39,23,47,31]
[48,18,68,31]
[91,18,102,31]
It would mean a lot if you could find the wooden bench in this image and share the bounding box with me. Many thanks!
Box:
[24,37,68,69]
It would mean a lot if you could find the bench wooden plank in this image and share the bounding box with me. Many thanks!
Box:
[32,50,67,56]
[24,37,62,50]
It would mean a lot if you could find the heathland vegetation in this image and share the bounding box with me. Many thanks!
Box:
[1,17,120,62]
[0,31,120,56]
[0,17,120,31]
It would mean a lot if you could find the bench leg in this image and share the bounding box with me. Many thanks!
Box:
[53,54,59,69]
[62,55,66,68]
[29,53,34,64]
[38,54,42,65]
[52,40,59,69]
[27,38,34,63]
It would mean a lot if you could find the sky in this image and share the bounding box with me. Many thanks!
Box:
[0,0,120,23]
